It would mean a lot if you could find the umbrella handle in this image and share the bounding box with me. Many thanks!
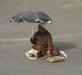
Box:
[32,25,34,36]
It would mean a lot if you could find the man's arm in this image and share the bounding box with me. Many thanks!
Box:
[30,32,38,45]
[47,34,60,56]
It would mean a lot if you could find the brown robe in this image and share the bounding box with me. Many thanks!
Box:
[30,24,60,58]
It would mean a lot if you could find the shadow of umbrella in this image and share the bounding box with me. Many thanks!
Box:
[53,42,77,51]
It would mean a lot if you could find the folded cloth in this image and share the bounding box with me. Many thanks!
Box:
[25,48,38,60]
[46,56,65,63]
[46,51,67,63]
[25,48,67,63]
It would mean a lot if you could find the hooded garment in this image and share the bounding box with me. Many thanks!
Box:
[30,24,60,57]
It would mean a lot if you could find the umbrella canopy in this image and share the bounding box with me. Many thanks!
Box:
[10,10,52,35]
[10,10,52,24]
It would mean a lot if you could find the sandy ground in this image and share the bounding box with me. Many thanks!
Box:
[0,0,82,75]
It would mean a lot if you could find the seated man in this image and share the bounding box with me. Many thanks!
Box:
[30,24,61,58]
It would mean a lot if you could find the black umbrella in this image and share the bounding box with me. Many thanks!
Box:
[10,10,52,34]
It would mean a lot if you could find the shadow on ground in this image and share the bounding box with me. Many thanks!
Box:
[53,42,76,51]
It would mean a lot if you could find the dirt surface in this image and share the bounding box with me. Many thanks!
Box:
[0,0,82,75]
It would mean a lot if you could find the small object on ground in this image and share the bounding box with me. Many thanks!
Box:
[47,51,67,63]
[59,51,67,58]
[25,48,67,63]
[25,48,38,60]
[46,56,65,63]
[46,51,67,63]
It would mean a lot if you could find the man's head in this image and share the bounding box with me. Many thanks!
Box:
[38,24,46,32]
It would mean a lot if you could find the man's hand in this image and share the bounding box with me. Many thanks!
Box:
[47,50,52,57]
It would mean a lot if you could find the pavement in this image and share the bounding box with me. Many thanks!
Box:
[0,0,82,75]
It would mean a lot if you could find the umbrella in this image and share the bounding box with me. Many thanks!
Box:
[10,10,52,34]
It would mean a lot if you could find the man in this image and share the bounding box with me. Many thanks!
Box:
[30,24,61,58]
